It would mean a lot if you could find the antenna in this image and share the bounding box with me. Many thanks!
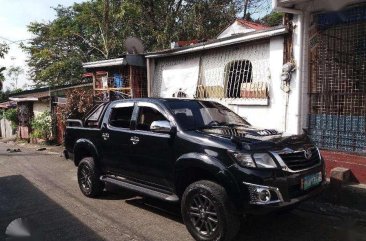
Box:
[124,37,144,54]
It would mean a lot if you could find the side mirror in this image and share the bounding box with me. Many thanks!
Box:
[150,120,173,134]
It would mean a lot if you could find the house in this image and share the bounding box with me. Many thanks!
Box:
[272,0,366,182]
[145,21,291,133]
[9,87,51,139]
[9,82,93,143]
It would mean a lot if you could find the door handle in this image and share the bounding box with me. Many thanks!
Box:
[102,133,109,140]
[130,136,139,145]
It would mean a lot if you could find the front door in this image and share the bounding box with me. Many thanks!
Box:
[129,103,175,190]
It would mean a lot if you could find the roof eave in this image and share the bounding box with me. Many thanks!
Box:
[82,58,127,68]
[146,27,287,58]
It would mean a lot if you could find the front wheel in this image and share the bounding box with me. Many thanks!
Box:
[77,157,104,197]
[181,180,240,241]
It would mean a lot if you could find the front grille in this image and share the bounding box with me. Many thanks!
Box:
[279,148,320,171]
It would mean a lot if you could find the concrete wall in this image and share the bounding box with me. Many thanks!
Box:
[33,101,50,117]
[150,36,305,134]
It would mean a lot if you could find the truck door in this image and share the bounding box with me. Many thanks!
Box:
[101,102,138,177]
[128,103,175,190]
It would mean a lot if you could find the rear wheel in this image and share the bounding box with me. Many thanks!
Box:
[77,157,104,197]
[181,180,240,241]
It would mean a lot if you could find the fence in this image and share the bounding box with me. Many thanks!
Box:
[308,7,366,153]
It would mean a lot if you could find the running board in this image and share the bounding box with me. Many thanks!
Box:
[100,176,179,202]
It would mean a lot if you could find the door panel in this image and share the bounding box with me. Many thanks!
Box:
[101,103,137,177]
[129,104,175,189]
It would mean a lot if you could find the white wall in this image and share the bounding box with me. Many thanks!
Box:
[150,36,305,134]
[217,21,255,39]
[233,36,288,132]
[33,102,50,117]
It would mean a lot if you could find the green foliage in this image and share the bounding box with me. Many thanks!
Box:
[0,42,9,59]
[31,111,52,140]
[3,108,18,128]
[0,90,10,102]
[260,11,284,27]
[23,0,244,87]
[0,42,9,89]
[7,66,24,90]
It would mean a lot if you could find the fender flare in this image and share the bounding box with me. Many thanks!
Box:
[175,153,242,208]
[73,139,100,166]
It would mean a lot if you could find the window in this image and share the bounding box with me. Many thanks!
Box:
[136,107,167,131]
[166,100,250,130]
[225,60,253,98]
[109,106,134,128]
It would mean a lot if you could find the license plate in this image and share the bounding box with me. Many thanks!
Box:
[302,172,322,190]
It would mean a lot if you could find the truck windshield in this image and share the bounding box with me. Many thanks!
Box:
[165,100,251,130]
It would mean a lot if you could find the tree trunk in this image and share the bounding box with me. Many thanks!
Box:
[243,0,250,19]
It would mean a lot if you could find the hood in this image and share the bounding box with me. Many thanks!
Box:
[197,126,312,150]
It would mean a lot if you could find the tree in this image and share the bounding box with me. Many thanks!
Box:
[7,66,24,90]
[23,0,251,87]
[260,11,284,26]
[0,42,9,90]
[243,0,271,20]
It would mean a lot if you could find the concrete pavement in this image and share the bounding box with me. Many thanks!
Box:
[0,142,365,241]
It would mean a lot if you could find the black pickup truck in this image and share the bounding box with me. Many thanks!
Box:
[64,98,325,241]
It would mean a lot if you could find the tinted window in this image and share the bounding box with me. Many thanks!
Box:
[109,106,134,128]
[166,100,250,130]
[136,107,167,131]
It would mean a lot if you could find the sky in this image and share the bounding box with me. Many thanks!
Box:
[0,0,85,91]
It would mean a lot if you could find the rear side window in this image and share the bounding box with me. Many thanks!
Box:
[109,106,134,128]
[85,105,104,127]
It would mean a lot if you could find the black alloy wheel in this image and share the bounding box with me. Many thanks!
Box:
[189,193,219,237]
[77,157,104,197]
[181,180,240,241]
[79,163,92,192]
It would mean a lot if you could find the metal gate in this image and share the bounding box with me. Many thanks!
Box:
[308,6,366,153]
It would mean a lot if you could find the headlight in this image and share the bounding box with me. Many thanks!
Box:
[230,152,278,168]
[253,153,278,168]
[232,153,256,168]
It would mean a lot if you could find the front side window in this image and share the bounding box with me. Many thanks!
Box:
[109,106,134,128]
[136,106,167,131]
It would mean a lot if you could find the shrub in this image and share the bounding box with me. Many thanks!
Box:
[3,108,18,129]
[31,111,52,140]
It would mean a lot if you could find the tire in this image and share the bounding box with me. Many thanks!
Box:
[77,157,104,197]
[181,180,240,241]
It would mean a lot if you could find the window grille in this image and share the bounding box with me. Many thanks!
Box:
[197,44,269,102]
[225,60,252,98]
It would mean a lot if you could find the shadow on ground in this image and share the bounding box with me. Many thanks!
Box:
[0,175,104,241]
[105,184,366,241]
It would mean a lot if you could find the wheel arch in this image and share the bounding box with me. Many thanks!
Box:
[175,153,242,209]
[73,139,100,167]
